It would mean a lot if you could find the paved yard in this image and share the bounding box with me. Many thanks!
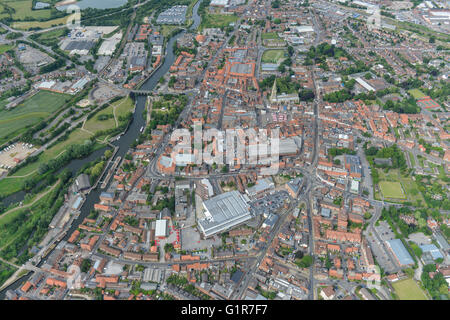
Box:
[181,227,221,251]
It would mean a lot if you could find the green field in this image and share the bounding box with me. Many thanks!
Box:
[0,97,132,197]
[84,97,134,138]
[0,91,70,145]
[261,32,280,40]
[200,13,237,30]
[409,89,426,99]
[30,27,69,47]
[0,0,51,20]
[0,43,13,54]
[0,0,71,30]
[12,16,70,30]
[262,49,286,63]
[374,169,425,205]
[392,278,428,300]
[379,181,406,199]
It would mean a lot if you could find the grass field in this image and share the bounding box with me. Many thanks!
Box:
[409,89,426,99]
[409,151,416,167]
[392,278,428,300]
[30,27,69,47]
[160,25,179,38]
[0,91,70,145]
[261,32,280,40]
[84,97,134,137]
[0,0,51,20]
[375,168,425,205]
[200,13,237,30]
[379,181,406,199]
[261,49,285,63]
[84,105,116,133]
[12,16,70,30]
[0,43,13,55]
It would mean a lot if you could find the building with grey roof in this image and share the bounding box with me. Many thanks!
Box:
[262,213,278,229]
[198,191,252,238]
[386,239,414,266]
[75,174,91,192]
[246,177,274,198]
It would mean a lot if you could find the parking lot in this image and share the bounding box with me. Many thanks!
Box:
[0,142,37,173]
[16,45,54,74]
[407,232,432,246]
[250,191,289,216]
[181,226,221,251]
[375,221,396,242]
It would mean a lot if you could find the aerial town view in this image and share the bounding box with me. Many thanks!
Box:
[0,0,448,307]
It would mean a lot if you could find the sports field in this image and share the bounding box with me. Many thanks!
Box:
[408,89,426,99]
[262,49,286,63]
[0,91,69,145]
[392,278,428,300]
[261,32,281,40]
[379,181,406,199]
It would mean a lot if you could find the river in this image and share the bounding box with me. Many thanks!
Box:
[0,0,202,298]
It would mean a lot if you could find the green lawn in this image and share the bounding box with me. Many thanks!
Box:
[392,278,428,300]
[379,181,406,199]
[261,49,286,64]
[0,91,70,145]
[409,89,426,99]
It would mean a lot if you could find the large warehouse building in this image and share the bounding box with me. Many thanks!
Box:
[386,239,414,266]
[198,191,252,238]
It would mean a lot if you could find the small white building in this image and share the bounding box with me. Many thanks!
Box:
[155,219,168,239]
